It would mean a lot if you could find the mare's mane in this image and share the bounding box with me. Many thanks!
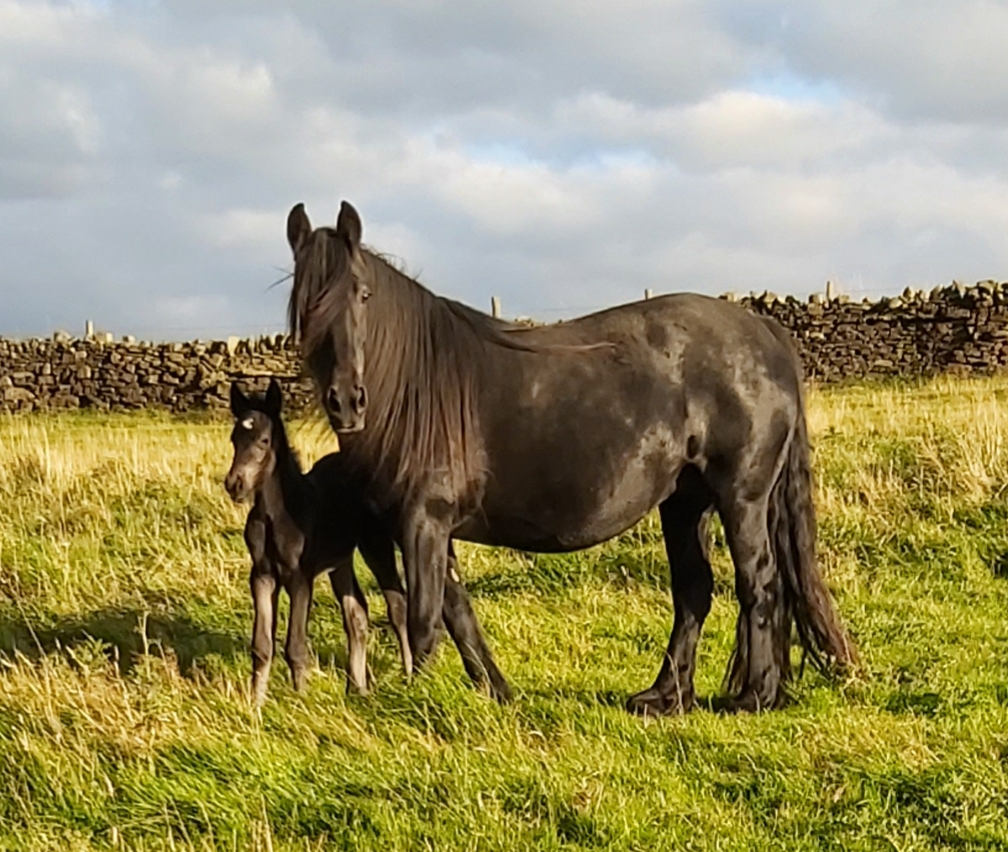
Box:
[287,227,601,509]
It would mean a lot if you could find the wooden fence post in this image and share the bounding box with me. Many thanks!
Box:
[491,296,501,318]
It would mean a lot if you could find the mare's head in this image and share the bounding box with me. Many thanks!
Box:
[225,379,284,504]
[287,201,371,433]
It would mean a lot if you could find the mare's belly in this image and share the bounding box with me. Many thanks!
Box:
[456,481,662,553]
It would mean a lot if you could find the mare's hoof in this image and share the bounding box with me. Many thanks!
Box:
[723,688,784,714]
[488,677,514,705]
[625,687,694,717]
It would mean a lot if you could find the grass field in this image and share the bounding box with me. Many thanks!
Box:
[3,377,1008,850]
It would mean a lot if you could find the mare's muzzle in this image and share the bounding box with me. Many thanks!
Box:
[325,382,367,432]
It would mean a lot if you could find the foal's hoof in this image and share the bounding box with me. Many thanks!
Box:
[250,677,269,710]
[290,667,309,694]
[345,677,370,697]
[626,688,693,718]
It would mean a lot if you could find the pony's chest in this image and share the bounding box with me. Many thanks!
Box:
[264,514,308,571]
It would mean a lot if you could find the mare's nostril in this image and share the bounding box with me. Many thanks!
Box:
[352,385,367,414]
[326,386,342,415]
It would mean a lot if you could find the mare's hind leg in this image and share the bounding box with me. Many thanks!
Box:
[442,542,513,703]
[329,556,371,694]
[356,531,413,678]
[720,495,787,712]
[627,483,714,717]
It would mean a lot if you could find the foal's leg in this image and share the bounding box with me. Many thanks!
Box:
[356,531,412,677]
[401,513,449,669]
[720,494,786,712]
[283,567,314,693]
[442,542,513,703]
[250,567,280,708]
[627,493,714,717]
[329,556,371,694]
[246,515,280,707]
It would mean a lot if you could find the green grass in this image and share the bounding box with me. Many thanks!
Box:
[3,377,1008,850]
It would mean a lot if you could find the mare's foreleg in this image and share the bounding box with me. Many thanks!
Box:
[401,513,449,669]
[442,542,512,703]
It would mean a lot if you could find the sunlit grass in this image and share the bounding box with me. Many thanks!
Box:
[2,378,1008,849]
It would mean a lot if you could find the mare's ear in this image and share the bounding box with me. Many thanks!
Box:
[265,378,283,417]
[229,382,249,418]
[335,201,363,252]
[287,203,312,255]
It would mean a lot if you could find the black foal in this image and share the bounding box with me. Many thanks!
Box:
[225,379,511,706]
[225,379,410,706]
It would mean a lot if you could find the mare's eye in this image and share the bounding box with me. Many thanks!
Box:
[361,287,371,302]
[258,435,269,446]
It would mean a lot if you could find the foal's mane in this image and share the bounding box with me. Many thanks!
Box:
[288,227,604,508]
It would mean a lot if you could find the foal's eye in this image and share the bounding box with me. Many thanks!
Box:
[361,287,371,302]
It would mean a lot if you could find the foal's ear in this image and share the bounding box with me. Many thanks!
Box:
[335,201,362,251]
[229,382,250,417]
[265,378,283,417]
[287,203,312,255]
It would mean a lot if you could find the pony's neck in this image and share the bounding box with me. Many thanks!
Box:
[340,252,486,507]
[258,419,307,519]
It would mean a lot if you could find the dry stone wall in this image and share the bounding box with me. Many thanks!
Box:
[3,279,1008,414]
[0,334,311,415]
[735,279,1008,384]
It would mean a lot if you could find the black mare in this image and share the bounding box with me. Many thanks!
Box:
[285,201,857,714]
[224,379,510,706]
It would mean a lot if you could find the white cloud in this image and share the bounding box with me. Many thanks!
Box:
[199,207,282,248]
[1,0,1008,337]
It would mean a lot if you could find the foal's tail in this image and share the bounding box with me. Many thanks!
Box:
[774,387,858,680]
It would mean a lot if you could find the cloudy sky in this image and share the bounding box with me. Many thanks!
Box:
[2,0,1007,339]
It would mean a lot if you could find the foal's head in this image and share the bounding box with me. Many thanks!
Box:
[287,201,371,433]
[224,379,285,504]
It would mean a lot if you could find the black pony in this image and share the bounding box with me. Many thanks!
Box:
[286,201,856,714]
[225,379,509,706]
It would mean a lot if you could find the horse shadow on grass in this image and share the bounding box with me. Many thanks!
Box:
[519,684,744,717]
[0,599,248,679]
[464,549,733,601]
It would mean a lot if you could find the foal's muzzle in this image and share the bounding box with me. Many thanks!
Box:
[224,471,248,504]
